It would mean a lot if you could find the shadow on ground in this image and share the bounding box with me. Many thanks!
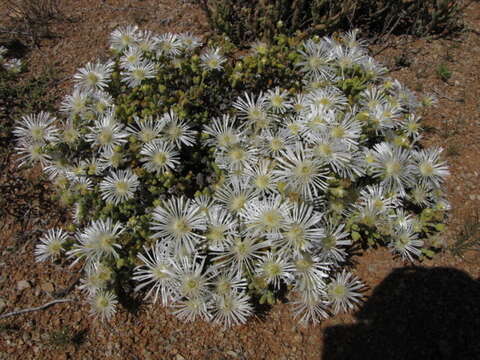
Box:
[323,266,480,360]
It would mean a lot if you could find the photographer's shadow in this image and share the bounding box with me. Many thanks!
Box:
[323,267,480,360]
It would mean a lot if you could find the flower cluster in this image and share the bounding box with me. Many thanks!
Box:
[17,26,449,326]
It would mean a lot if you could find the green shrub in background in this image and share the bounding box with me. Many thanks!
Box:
[198,0,465,46]
[14,27,450,326]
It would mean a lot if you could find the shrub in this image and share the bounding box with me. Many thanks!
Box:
[15,27,450,326]
[198,0,465,46]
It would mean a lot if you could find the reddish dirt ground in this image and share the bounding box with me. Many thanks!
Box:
[0,1,479,359]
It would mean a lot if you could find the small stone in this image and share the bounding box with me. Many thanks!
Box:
[40,282,54,293]
[176,355,185,360]
[17,280,30,291]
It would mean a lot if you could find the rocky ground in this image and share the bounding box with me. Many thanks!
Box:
[0,1,479,359]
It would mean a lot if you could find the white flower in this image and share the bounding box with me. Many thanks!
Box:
[212,235,271,274]
[13,112,58,145]
[370,142,415,195]
[244,159,280,195]
[318,219,351,265]
[133,242,176,305]
[327,270,364,314]
[100,169,139,205]
[214,177,255,214]
[306,86,348,112]
[68,218,124,264]
[232,92,273,131]
[73,61,114,91]
[121,60,156,88]
[155,32,182,57]
[274,143,329,200]
[388,223,423,261]
[203,114,242,149]
[171,255,210,298]
[205,206,238,250]
[151,196,206,252]
[256,252,295,289]
[293,254,330,297]
[200,47,226,71]
[79,262,113,295]
[136,29,157,53]
[85,111,128,152]
[240,196,292,237]
[110,25,139,52]
[140,140,180,174]
[161,110,197,147]
[292,291,330,325]
[178,32,202,51]
[60,88,90,114]
[3,58,22,73]
[34,228,69,262]
[211,291,253,328]
[172,296,212,322]
[89,290,118,321]
[265,87,292,114]
[120,46,144,68]
[296,39,334,80]
[127,115,166,143]
[275,203,324,256]
[14,141,51,167]
[412,147,449,189]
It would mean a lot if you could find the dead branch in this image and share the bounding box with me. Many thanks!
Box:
[0,298,74,320]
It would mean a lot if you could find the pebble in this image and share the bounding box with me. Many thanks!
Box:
[0,297,6,313]
[17,280,31,291]
[176,355,185,360]
[40,282,54,293]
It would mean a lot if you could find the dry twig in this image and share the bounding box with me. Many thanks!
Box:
[0,299,74,320]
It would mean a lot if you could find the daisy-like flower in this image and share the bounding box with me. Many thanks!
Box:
[205,206,238,250]
[127,115,165,144]
[216,142,259,173]
[358,184,400,212]
[331,44,366,75]
[311,134,352,174]
[3,58,22,73]
[133,242,176,305]
[370,142,415,195]
[14,141,51,167]
[136,29,156,53]
[408,183,434,207]
[327,113,362,149]
[161,110,197,147]
[140,140,180,174]
[81,157,107,176]
[73,60,114,91]
[211,268,247,296]
[340,29,367,49]
[232,92,273,132]
[34,228,69,262]
[61,119,81,145]
[326,270,364,314]
[155,32,182,57]
[151,196,206,252]
[412,147,449,189]
[214,177,255,214]
[171,255,210,298]
[172,296,212,322]
[13,112,58,145]
[261,128,295,156]
[99,148,124,169]
[318,219,351,264]
[306,87,348,112]
[90,90,114,115]
[266,87,292,114]
[121,60,156,88]
[0,45,7,62]
[203,114,242,149]
[274,143,329,200]
[68,218,124,264]
[361,57,388,80]
[89,290,118,321]
[85,111,128,152]
[120,46,143,68]
[293,254,330,296]
[400,114,422,139]
[256,252,295,289]
[212,235,271,274]
[296,39,334,80]
[292,292,330,325]
[178,32,202,52]
[275,203,324,255]
[240,196,292,237]
[200,47,226,71]
[100,169,139,205]
[389,223,424,261]
[110,25,139,52]
[79,262,113,295]
[211,291,253,328]
[244,159,279,195]
[60,88,90,115]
